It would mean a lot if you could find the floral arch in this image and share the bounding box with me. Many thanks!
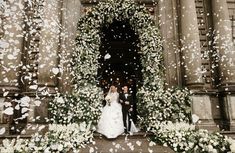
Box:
[50,0,191,129]
[0,1,232,153]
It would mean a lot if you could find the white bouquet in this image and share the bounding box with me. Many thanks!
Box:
[105,95,111,106]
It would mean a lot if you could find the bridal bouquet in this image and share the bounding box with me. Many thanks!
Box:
[105,95,111,106]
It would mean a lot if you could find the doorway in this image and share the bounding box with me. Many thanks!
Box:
[97,19,142,123]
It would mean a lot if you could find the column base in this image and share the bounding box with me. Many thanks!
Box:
[219,83,235,92]
[191,94,220,131]
[222,94,235,131]
[22,123,48,135]
[195,120,220,131]
[228,121,235,131]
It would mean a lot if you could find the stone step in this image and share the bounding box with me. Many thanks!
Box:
[80,132,174,153]
[0,133,174,153]
[221,131,235,139]
[0,135,31,144]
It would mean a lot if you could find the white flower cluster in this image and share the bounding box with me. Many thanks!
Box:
[0,123,93,153]
[49,86,103,125]
[150,122,233,153]
[137,87,191,129]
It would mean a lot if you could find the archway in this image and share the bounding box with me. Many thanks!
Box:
[71,0,165,126]
[98,20,142,91]
[98,20,142,122]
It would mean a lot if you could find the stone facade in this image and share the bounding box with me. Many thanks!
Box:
[0,0,235,135]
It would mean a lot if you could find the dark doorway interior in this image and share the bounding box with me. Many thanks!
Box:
[98,19,142,123]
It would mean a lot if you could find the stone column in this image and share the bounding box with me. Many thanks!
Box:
[27,0,61,129]
[212,0,235,88]
[0,0,24,92]
[158,0,181,87]
[38,0,61,92]
[0,0,24,134]
[59,0,82,93]
[180,0,204,88]
[180,0,218,130]
[212,0,235,130]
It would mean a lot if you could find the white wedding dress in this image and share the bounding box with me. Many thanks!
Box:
[97,91,124,138]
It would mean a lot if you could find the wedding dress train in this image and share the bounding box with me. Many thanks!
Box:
[97,91,124,138]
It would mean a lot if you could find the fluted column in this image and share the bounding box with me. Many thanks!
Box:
[27,0,61,127]
[212,0,235,89]
[59,0,82,93]
[158,0,181,87]
[0,0,24,92]
[180,0,218,130]
[212,0,235,130]
[38,0,61,92]
[0,0,24,134]
[180,0,203,88]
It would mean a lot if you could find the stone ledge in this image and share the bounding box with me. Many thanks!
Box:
[221,131,235,139]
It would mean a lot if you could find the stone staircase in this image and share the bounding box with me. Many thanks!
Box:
[80,132,174,153]
[1,131,235,153]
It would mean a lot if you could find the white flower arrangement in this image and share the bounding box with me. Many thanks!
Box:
[150,122,232,153]
[49,91,103,125]
[137,87,192,129]
[0,123,94,153]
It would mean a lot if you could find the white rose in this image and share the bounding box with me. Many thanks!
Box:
[57,97,65,104]
[58,144,63,151]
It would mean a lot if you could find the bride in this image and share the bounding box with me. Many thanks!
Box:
[97,85,124,138]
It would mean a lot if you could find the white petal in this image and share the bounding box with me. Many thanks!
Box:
[3,78,9,83]
[89,147,94,153]
[52,67,59,75]
[7,54,16,60]
[21,96,30,103]
[34,100,41,107]
[136,141,142,146]
[29,85,38,90]
[21,107,28,114]
[20,96,30,107]
[104,53,111,60]
[3,107,14,115]
[3,91,9,97]
[15,104,20,110]
[38,125,45,131]
[0,127,6,135]
[192,114,200,123]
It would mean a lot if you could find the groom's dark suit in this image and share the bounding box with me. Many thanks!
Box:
[119,92,133,133]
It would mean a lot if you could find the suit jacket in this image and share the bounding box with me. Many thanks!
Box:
[119,92,133,111]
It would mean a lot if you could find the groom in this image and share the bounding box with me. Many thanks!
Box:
[119,85,133,134]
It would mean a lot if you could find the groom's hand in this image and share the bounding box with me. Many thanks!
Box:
[129,108,133,112]
[125,101,129,105]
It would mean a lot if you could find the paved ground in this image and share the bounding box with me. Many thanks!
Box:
[80,133,174,153]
